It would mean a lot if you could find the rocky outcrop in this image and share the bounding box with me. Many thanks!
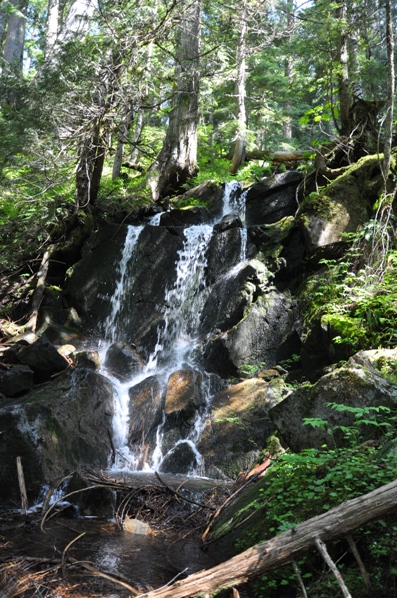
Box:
[202,287,299,378]
[128,375,164,450]
[269,349,397,452]
[66,224,184,357]
[0,367,114,505]
[198,378,286,479]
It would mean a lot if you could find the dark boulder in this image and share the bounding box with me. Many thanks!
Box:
[18,335,69,382]
[104,342,144,381]
[245,171,302,226]
[128,375,164,446]
[0,364,34,397]
[159,441,199,475]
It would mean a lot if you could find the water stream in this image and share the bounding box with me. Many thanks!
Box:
[100,182,247,475]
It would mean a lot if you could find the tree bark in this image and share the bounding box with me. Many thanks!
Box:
[140,479,397,597]
[148,0,201,200]
[383,0,394,178]
[229,0,247,174]
[2,0,27,69]
[244,149,307,163]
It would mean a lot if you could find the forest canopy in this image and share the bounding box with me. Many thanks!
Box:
[0,0,396,271]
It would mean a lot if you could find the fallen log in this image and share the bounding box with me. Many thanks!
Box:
[244,149,310,163]
[139,478,397,597]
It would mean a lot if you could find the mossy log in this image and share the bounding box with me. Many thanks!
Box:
[141,479,397,597]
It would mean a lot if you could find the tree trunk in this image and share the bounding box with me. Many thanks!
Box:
[336,0,350,136]
[2,0,27,68]
[229,0,247,174]
[383,0,394,178]
[75,122,106,210]
[45,0,60,55]
[140,478,397,597]
[282,0,294,140]
[148,0,201,200]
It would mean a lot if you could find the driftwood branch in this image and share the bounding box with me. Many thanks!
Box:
[138,479,397,597]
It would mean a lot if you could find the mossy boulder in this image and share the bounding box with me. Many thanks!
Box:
[299,155,383,249]
[269,349,397,452]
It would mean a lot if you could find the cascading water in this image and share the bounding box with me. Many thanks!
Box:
[101,181,248,474]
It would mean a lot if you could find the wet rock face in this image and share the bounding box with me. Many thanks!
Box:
[164,369,204,416]
[159,441,199,475]
[0,368,114,506]
[65,224,184,356]
[128,375,164,448]
[269,349,397,452]
[104,342,144,381]
[202,289,299,379]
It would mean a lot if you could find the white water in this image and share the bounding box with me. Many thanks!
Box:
[101,182,248,474]
[103,225,143,343]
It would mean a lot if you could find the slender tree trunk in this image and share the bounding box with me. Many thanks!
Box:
[45,0,60,55]
[383,0,394,178]
[2,0,27,68]
[148,0,201,200]
[336,0,350,136]
[112,108,134,179]
[282,0,294,140]
[229,0,247,174]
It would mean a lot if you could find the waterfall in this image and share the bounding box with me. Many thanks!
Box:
[103,225,143,343]
[101,184,248,475]
[146,224,213,372]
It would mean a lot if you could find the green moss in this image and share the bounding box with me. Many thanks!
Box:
[321,313,366,346]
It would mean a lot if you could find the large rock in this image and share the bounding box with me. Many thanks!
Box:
[160,206,212,227]
[202,289,299,378]
[17,335,69,382]
[206,224,247,284]
[0,368,114,506]
[128,375,164,447]
[198,378,285,479]
[298,155,382,249]
[164,369,204,416]
[269,349,397,452]
[104,342,144,381]
[199,260,268,336]
[244,171,302,226]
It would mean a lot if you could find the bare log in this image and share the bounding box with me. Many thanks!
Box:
[244,150,308,163]
[139,479,397,597]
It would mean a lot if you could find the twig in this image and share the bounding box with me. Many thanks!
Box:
[346,533,372,593]
[62,532,86,578]
[292,560,308,598]
[155,472,214,510]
